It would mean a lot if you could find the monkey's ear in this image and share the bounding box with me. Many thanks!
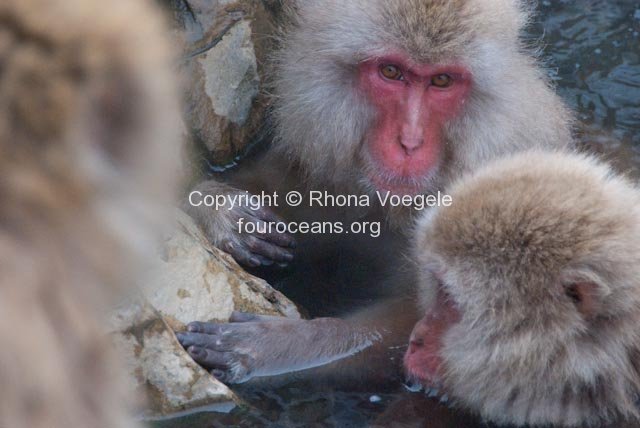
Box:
[561,269,610,318]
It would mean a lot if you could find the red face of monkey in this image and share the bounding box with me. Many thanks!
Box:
[358,55,472,195]
[403,284,460,387]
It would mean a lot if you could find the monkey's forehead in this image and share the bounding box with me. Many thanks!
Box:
[289,0,526,63]
[427,155,640,272]
[376,0,474,60]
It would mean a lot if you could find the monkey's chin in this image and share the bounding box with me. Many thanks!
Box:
[403,366,442,390]
[363,169,438,196]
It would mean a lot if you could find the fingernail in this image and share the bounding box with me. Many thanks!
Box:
[188,346,201,357]
[211,369,224,379]
[249,257,261,267]
[187,324,200,333]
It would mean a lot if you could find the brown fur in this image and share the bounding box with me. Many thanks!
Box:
[0,0,181,427]
[414,150,640,427]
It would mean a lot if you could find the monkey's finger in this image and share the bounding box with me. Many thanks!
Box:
[252,205,286,224]
[253,220,296,248]
[234,213,296,249]
[210,369,231,383]
[185,321,224,335]
[176,331,221,349]
[246,235,294,263]
[186,346,229,370]
[253,254,274,266]
[222,240,262,267]
[229,311,286,323]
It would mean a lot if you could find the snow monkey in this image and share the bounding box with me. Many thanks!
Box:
[0,0,180,427]
[178,0,576,383]
[185,0,573,267]
[405,150,640,427]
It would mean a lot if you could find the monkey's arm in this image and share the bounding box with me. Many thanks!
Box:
[176,298,419,384]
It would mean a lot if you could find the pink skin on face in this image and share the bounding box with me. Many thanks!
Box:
[403,288,461,386]
[358,54,472,194]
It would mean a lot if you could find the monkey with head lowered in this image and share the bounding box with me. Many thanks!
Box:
[0,0,180,427]
[177,0,575,383]
[405,150,640,427]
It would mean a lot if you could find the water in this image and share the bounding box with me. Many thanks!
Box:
[155,2,640,427]
[533,0,640,149]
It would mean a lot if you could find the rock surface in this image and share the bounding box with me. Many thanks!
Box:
[110,210,300,419]
[110,297,237,419]
[169,0,277,165]
[145,209,300,330]
[109,1,297,419]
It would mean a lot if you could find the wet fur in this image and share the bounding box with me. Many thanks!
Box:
[414,150,640,427]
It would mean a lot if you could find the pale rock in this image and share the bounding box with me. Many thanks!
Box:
[144,209,300,329]
[110,297,237,419]
[110,210,300,418]
[170,0,277,164]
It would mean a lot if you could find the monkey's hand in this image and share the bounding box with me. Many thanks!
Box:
[184,180,295,268]
[176,311,380,384]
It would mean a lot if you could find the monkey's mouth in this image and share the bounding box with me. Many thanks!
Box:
[403,376,449,403]
[402,332,447,401]
[369,175,422,195]
[363,166,438,195]
[360,150,440,195]
[403,354,444,392]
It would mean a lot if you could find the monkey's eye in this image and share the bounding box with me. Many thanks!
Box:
[431,74,453,88]
[380,64,403,80]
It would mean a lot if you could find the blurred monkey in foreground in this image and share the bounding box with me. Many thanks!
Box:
[406,150,640,427]
[0,0,181,427]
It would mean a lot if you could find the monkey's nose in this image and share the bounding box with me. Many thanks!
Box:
[399,136,424,155]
